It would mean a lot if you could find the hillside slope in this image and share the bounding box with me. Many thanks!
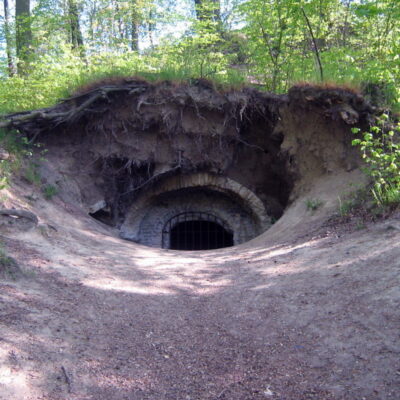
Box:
[0,176,399,400]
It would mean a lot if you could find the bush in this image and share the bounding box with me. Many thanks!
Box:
[305,198,323,212]
[352,113,400,209]
[42,184,58,200]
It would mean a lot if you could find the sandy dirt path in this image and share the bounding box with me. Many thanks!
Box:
[0,204,399,400]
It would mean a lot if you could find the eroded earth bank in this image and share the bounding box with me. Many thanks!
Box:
[0,80,399,399]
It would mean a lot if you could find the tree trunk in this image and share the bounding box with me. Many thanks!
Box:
[115,1,124,41]
[3,0,15,76]
[15,0,32,74]
[130,0,139,51]
[212,0,221,23]
[67,0,85,56]
[301,7,324,82]
[148,9,155,47]
[131,21,139,51]
[87,0,97,44]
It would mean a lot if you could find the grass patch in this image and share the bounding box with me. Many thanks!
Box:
[305,198,323,212]
[372,184,400,210]
[0,129,21,190]
[42,184,58,200]
[0,128,45,191]
[338,196,357,218]
[337,182,399,223]
[0,50,247,115]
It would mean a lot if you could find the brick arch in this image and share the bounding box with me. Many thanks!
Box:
[120,172,270,242]
[161,211,233,249]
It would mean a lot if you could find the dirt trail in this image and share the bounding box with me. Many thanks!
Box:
[0,180,399,400]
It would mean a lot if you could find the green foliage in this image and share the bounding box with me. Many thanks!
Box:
[0,45,247,115]
[42,183,58,200]
[238,0,400,105]
[0,0,399,112]
[0,129,48,193]
[338,195,356,217]
[0,129,23,189]
[0,128,27,161]
[371,184,400,208]
[351,113,400,208]
[337,184,372,217]
[305,198,323,212]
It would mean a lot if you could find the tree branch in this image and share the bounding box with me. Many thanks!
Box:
[301,7,324,82]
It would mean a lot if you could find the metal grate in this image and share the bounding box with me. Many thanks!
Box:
[162,212,233,250]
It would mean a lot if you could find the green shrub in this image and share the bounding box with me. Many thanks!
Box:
[352,113,400,209]
[0,129,45,190]
[305,198,323,212]
[0,129,20,189]
[338,196,353,217]
[42,184,58,200]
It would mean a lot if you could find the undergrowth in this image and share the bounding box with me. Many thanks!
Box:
[0,50,247,115]
[42,184,58,200]
[351,113,400,211]
[0,129,50,195]
[0,129,23,189]
[305,198,323,212]
[337,186,373,218]
[0,43,398,116]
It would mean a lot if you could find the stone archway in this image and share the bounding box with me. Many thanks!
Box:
[120,172,271,247]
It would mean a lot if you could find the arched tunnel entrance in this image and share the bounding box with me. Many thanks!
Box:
[120,173,272,249]
[13,79,370,252]
[162,212,234,250]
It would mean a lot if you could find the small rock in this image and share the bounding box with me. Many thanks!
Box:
[89,200,107,214]
[264,386,274,396]
[0,148,10,160]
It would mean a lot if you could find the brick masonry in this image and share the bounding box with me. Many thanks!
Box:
[120,172,272,248]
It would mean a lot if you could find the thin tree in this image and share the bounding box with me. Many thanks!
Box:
[67,0,85,57]
[130,0,139,51]
[3,0,15,76]
[301,7,324,82]
[15,0,32,74]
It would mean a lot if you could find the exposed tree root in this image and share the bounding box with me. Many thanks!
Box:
[0,209,39,225]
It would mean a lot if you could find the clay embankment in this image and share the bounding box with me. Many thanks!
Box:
[0,81,399,399]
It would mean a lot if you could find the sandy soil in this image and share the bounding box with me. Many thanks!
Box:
[0,180,399,400]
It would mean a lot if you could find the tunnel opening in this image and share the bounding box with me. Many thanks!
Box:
[7,79,372,252]
[121,179,268,248]
[89,209,113,226]
[162,212,234,250]
[170,220,233,250]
